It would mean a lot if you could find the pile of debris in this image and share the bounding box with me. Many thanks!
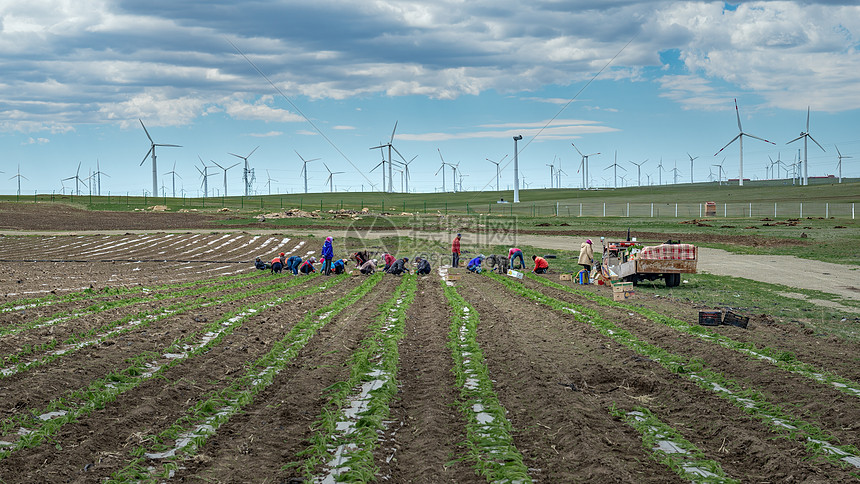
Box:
[256,208,320,222]
[134,205,170,212]
[327,209,363,220]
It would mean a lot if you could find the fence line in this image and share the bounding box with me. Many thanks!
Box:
[15,193,857,219]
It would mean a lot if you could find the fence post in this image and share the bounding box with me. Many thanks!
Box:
[853,202,855,220]
[826,202,829,218]
[626,202,629,217]
[580,203,582,216]
[280,197,283,209]
[749,202,752,217]
[556,202,559,216]
[800,202,803,218]
[603,202,606,217]
[699,203,702,218]
[774,202,777,218]
[675,203,678,217]
[651,203,654,218]
[724,203,727,217]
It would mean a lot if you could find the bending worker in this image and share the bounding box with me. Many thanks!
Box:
[359,258,377,274]
[531,255,549,274]
[467,254,484,274]
[286,255,302,275]
[299,257,317,275]
[415,256,431,275]
[270,255,284,273]
[508,247,525,269]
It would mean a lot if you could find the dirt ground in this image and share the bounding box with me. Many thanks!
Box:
[0,233,858,482]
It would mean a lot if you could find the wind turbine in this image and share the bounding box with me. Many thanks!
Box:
[402,155,417,193]
[834,146,851,184]
[164,161,181,198]
[62,162,88,196]
[546,161,555,188]
[213,161,240,197]
[295,151,320,194]
[91,160,109,197]
[458,173,469,192]
[196,156,216,198]
[571,143,599,190]
[687,153,699,184]
[787,107,825,186]
[604,151,626,189]
[628,159,647,186]
[324,163,345,192]
[712,158,726,186]
[486,155,507,192]
[9,165,28,196]
[138,119,181,198]
[264,170,278,195]
[228,146,259,197]
[435,150,448,193]
[369,122,405,193]
[370,147,388,192]
[449,161,460,193]
[714,99,775,186]
[671,161,681,185]
[656,158,665,186]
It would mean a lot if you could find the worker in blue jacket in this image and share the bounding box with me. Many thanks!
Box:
[321,236,334,275]
[467,254,484,274]
[286,255,302,275]
[332,258,348,274]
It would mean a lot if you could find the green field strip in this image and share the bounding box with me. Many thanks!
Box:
[108,273,384,482]
[0,273,342,459]
[443,280,533,483]
[0,271,281,340]
[489,272,860,472]
[527,274,860,401]
[611,405,739,483]
[293,274,416,483]
[0,269,265,315]
[0,272,313,378]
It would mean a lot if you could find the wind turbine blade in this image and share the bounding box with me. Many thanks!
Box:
[371,162,383,172]
[369,144,387,150]
[390,121,398,143]
[294,150,306,162]
[213,161,225,170]
[786,134,803,145]
[734,98,743,132]
[714,134,741,156]
[156,144,182,148]
[140,146,154,166]
[835,145,842,157]
[437,148,445,163]
[139,119,154,143]
[434,165,443,175]
[807,134,826,152]
[392,146,407,163]
[307,158,321,163]
[228,152,244,159]
[247,146,259,158]
[228,162,240,169]
[570,142,584,157]
[745,132,776,145]
[323,162,332,173]
[806,106,810,131]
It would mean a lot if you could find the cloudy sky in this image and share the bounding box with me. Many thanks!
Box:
[1,0,858,196]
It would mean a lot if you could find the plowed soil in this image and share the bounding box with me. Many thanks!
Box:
[0,233,858,482]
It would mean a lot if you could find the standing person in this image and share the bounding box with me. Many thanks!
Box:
[508,247,525,269]
[321,237,334,275]
[578,239,594,273]
[286,255,302,275]
[467,254,484,273]
[531,255,549,274]
[359,258,377,274]
[270,255,284,274]
[452,233,462,268]
[415,256,431,275]
[382,252,396,272]
[299,257,317,275]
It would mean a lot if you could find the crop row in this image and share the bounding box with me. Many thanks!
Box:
[0,273,337,457]
[111,273,384,481]
[528,275,860,401]
[295,274,417,482]
[488,272,860,472]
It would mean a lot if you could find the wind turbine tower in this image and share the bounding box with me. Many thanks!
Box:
[687,153,698,184]
[571,143,599,190]
[295,151,321,194]
[435,150,448,193]
[138,119,181,198]
[164,161,181,198]
[369,122,405,193]
[324,163,345,192]
[10,165,28,196]
[714,99,775,186]
[213,161,240,197]
[787,107,825,186]
[486,155,507,192]
[229,146,259,197]
[628,159,647,186]
[513,135,522,203]
[835,146,851,184]
[605,151,626,189]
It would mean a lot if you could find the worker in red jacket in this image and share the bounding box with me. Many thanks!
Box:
[452,233,461,268]
[531,255,549,274]
[382,252,397,272]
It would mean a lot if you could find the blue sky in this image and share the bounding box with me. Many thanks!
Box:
[1,1,859,196]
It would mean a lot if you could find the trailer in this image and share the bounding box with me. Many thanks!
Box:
[602,240,697,287]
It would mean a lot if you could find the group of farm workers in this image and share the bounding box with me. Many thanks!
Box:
[253,236,434,277]
[451,233,552,274]
[253,233,595,277]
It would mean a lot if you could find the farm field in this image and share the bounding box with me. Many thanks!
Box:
[0,231,859,482]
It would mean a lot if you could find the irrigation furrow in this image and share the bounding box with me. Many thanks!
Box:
[0,270,276,342]
[490,273,860,471]
[0,272,300,378]
[294,275,417,483]
[613,406,738,483]
[528,275,860,401]
[0,273,342,459]
[443,280,533,483]
[108,274,384,482]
